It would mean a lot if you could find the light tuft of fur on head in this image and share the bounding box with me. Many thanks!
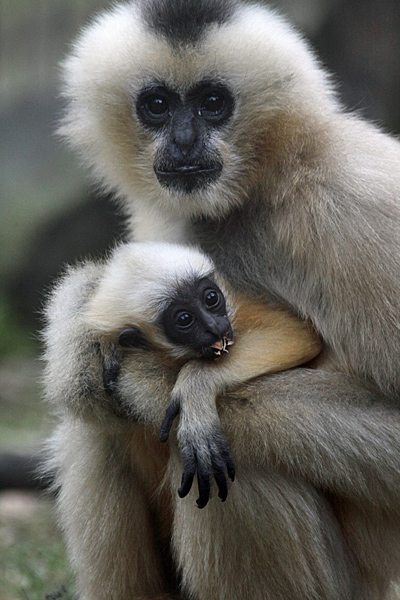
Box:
[84,242,214,337]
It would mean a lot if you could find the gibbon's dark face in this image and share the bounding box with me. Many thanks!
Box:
[135,81,235,194]
[161,276,233,358]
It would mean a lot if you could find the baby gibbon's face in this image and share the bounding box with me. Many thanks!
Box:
[161,276,233,359]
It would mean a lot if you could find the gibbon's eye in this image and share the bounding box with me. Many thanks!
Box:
[145,95,169,117]
[204,289,221,308]
[136,85,179,129]
[174,311,195,329]
[194,84,234,126]
[201,93,225,116]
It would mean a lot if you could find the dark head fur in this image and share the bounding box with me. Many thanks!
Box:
[140,0,237,46]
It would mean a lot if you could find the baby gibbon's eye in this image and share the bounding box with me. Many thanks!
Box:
[174,311,194,329]
[204,289,220,308]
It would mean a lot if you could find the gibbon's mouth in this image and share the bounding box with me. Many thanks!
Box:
[155,164,222,176]
[154,164,222,192]
[200,331,234,360]
[211,334,234,357]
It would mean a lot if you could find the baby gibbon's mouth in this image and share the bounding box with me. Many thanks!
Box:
[199,332,234,359]
[211,334,234,357]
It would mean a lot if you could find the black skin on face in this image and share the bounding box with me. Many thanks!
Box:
[135,80,235,193]
[161,276,232,358]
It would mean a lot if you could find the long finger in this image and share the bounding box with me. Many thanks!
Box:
[217,439,236,482]
[196,459,211,509]
[178,449,196,498]
[160,400,180,442]
[210,452,228,502]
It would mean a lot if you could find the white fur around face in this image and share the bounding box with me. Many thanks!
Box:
[59,1,338,228]
[84,242,214,334]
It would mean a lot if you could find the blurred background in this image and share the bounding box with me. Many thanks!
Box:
[0,0,399,598]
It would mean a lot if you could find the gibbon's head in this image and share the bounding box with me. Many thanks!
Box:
[60,0,335,220]
[84,242,233,359]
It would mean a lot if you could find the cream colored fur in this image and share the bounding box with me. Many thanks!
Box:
[84,242,214,337]
[44,260,400,599]
[44,0,400,597]
[59,1,334,226]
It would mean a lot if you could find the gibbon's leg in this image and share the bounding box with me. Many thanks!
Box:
[43,263,180,600]
[216,369,400,510]
[169,449,354,600]
[328,497,400,600]
[50,419,177,600]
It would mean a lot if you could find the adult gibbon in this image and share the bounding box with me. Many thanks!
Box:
[44,0,400,597]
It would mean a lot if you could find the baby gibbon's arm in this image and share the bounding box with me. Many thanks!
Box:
[164,295,322,428]
[161,295,322,507]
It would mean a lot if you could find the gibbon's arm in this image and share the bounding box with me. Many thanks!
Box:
[161,295,321,507]
[107,337,400,513]
[218,368,400,511]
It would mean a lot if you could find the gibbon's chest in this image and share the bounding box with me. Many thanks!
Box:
[190,209,286,304]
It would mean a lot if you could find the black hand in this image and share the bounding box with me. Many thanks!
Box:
[118,327,150,350]
[178,430,235,508]
[102,348,135,421]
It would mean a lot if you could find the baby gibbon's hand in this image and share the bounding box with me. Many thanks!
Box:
[160,363,235,508]
[177,409,236,508]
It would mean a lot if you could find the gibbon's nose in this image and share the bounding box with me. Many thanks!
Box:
[172,112,197,157]
[202,312,230,341]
